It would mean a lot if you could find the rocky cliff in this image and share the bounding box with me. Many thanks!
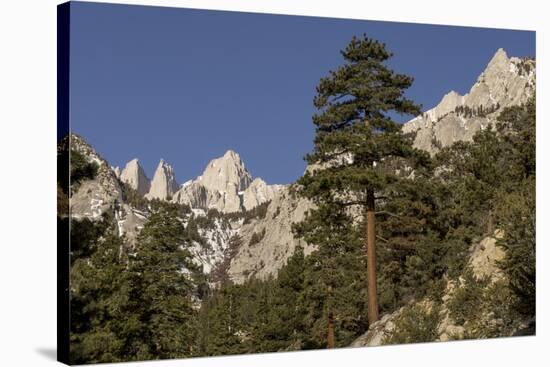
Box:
[227,187,315,283]
[69,134,123,220]
[403,48,535,154]
[67,134,148,245]
[66,136,291,278]
[242,178,285,211]
[173,150,282,213]
[120,158,150,196]
[145,159,179,200]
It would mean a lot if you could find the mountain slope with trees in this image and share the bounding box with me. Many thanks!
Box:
[60,38,536,363]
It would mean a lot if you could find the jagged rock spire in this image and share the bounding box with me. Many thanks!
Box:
[173,150,282,213]
[198,149,253,193]
[146,159,179,200]
[403,48,535,154]
[120,158,150,196]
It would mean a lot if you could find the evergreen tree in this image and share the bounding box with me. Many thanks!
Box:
[69,214,112,265]
[293,199,367,347]
[127,202,201,359]
[70,221,130,364]
[494,98,536,315]
[297,34,426,327]
[68,149,99,194]
[433,97,536,317]
[496,97,536,180]
[251,247,307,351]
[375,173,449,310]
[200,285,247,356]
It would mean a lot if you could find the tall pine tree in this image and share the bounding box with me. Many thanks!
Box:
[297,35,426,326]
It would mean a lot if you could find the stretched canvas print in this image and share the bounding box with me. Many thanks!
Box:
[57,1,536,365]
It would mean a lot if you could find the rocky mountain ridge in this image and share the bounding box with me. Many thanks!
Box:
[116,150,283,213]
[67,134,295,281]
[67,47,534,287]
[403,48,535,154]
[172,150,284,213]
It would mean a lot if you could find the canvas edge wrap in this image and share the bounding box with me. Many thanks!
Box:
[57,2,71,365]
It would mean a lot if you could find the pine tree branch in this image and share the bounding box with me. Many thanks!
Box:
[375,210,400,218]
[331,93,352,103]
[341,200,365,207]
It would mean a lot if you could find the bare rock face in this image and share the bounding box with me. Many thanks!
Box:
[69,134,123,220]
[464,48,534,108]
[112,166,121,178]
[115,203,148,246]
[67,135,147,244]
[173,150,281,213]
[403,48,535,154]
[145,159,179,200]
[200,150,252,194]
[173,182,208,208]
[173,150,251,212]
[350,298,463,347]
[227,187,315,284]
[175,180,245,213]
[120,158,150,196]
[350,312,399,347]
[242,178,284,211]
[468,230,506,282]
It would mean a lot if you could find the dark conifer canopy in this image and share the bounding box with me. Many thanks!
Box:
[301,34,428,203]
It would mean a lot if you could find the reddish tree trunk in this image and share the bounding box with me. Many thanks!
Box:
[327,310,335,348]
[327,285,335,348]
[366,189,379,325]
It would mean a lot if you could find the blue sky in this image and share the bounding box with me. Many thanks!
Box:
[69,1,535,184]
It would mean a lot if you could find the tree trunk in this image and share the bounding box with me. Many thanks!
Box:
[366,188,379,325]
[327,286,336,348]
[327,311,335,348]
[487,209,494,235]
